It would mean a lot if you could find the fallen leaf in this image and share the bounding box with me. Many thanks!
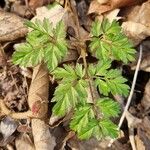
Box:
[88,0,141,15]
[32,119,56,150]
[28,64,49,118]
[88,0,111,15]
[0,10,28,42]
[135,135,145,150]
[141,79,150,110]
[31,4,67,27]
[0,117,18,139]
[0,117,18,146]
[122,0,150,45]
[97,0,109,4]
[130,41,150,72]
[29,0,52,10]
[122,22,150,46]
[15,134,35,150]
[137,117,150,149]
[68,137,113,150]
[11,1,32,18]
[104,8,121,22]
[0,45,7,67]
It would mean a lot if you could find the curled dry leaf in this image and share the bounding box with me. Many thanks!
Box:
[26,64,54,150]
[0,10,28,42]
[15,134,35,150]
[88,0,141,15]
[122,0,150,46]
[28,64,49,118]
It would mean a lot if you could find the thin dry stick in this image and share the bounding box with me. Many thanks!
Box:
[126,111,142,150]
[9,71,19,91]
[108,45,143,147]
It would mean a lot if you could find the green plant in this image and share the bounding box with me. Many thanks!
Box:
[12,18,136,140]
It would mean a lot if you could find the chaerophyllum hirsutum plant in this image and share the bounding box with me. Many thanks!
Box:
[12,18,136,140]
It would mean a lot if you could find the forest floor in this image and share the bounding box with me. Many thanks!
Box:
[0,0,150,150]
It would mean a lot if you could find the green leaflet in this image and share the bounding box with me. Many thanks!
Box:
[52,84,78,116]
[52,64,88,116]
[12,43,44,67]
[70,105,119,140]
[90,19,136,63]
[12,19,68,71]
[94,61,130,96]
[70,105,96,139]
[52,64,85,82]
[99,119,118,138]
[96,98,120,118]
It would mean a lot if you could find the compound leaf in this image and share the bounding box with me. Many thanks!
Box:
[90,19,136,63]
[52,64,88,116]
[13,19,68,71]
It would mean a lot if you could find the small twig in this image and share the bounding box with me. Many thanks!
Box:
[126,111,141,150]
[0,99,33,119]
[129,127,136,150]
[108,45,143,147]
[118,45,142,129]
[9,71,19,91]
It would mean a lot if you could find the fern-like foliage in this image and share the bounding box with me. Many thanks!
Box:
[12,18,68,71]
[90,19,136,63]
[12,18,136,140]
[70,103,119,140]
[52,64,88,116]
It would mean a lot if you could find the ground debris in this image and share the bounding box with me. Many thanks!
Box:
[0,10,27,42]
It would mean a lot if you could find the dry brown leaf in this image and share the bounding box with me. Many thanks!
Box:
[135,135,145,150]
[31,5,67,28]
[137,117,150,149]
[0,117,18,146]
[0,117,18,139]
[131,41,150,72]
[104,9,121,22]
[141,79,150,110]
[88,1,111,15]
[11,1,32,18]
[0,10,28,42]
[122,22,150,46]
[88,0,141,15]
[0,45,7,67]
[27,64,55,150]
[97,0,109,4]
[15,134,35,150]
[28,64,49,118]
[122,0,150,46]
[29,0,52,10]
[32,119,56,150]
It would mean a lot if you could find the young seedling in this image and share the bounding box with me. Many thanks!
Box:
[12,18,136,140]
